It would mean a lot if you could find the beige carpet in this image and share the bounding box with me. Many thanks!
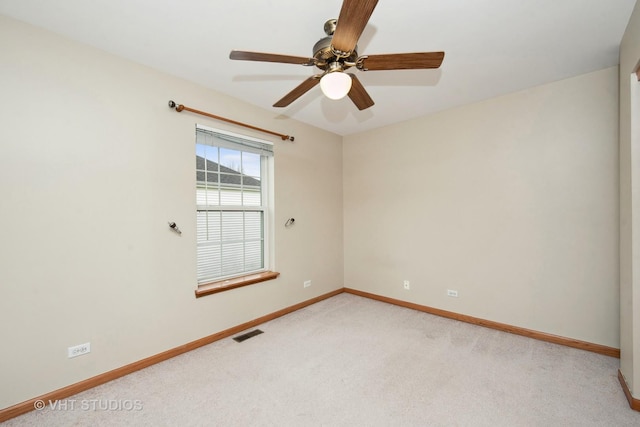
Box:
[5,293,640,426]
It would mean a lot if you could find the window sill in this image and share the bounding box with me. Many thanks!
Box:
[195,271,280,298]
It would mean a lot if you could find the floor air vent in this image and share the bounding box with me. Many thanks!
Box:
[233,329,264,343]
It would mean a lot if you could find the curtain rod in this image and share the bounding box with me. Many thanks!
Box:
[168,100,294,142]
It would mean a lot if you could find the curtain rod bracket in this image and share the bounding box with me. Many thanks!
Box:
[168,100,294,142]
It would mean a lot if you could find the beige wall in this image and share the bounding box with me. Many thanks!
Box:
[344,67,619,348]
[620,0,640,398]
[0,16,343,409]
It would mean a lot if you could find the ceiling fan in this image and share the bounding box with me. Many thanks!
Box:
[229,0,444,111]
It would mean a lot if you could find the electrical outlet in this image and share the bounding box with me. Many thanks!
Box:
[68,342,91,358]
[403,280,410,290]
[303,280,311,288]
[447,289,458,297]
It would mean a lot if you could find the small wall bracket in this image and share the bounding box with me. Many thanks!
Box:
[168,221,182,235]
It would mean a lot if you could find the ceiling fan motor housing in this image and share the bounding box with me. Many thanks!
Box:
[313,20,358,71]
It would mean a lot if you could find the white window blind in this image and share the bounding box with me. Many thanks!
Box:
[196,126,272,284]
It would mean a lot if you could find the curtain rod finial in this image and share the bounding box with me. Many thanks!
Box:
[168,100,184,112]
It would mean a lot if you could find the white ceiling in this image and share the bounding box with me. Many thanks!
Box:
[0,0,636,136]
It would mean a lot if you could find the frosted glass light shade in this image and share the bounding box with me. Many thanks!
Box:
[320,72,352,100]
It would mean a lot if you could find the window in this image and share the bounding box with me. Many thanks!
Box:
[195,126,277,296]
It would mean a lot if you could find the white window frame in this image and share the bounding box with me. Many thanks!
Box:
[195,125,274,286]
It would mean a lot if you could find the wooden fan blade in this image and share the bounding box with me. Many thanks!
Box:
[331,0,379,54]
[273,76,320,107]
[360,52,445,71]
[230,50,315,66]
[347,74,374,110]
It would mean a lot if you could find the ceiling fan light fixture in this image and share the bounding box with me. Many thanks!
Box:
[320,71,352,100]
